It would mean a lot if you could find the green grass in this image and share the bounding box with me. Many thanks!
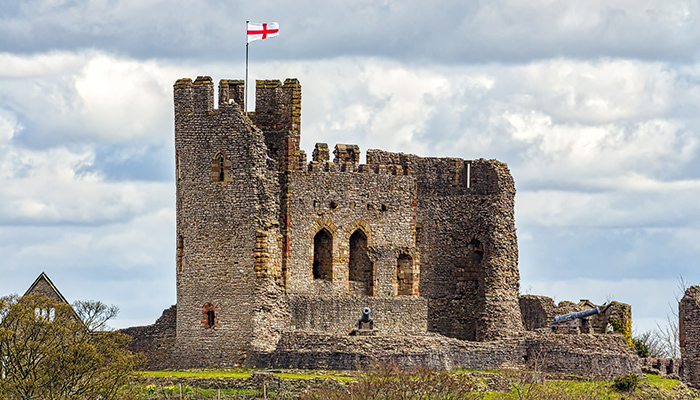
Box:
[136,369,692,399]
[136,370,252,379]
[645,373,682,391]
[137,369,356,382]
[274,372,356,382]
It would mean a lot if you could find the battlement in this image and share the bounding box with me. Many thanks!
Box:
[173,76,301,117]
[298,143,411,175]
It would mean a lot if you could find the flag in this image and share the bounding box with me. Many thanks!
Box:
[247,22,279,43]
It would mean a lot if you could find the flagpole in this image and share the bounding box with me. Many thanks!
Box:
[245,21,249,116]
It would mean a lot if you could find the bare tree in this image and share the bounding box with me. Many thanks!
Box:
[71,299,119,332]
[653,275,687,358]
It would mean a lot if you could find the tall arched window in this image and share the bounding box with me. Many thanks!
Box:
[348,230,372,295]
[211,152,229,182]
[397,254,415,295]
[313,229,333,281]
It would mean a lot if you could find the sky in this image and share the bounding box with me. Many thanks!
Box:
[0,0,699,334]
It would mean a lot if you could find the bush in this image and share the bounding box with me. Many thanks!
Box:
[633,337,649,358]
[612,373,639,392]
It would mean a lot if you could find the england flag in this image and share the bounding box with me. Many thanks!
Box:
[247,22,279,43]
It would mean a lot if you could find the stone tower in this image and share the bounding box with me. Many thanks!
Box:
[173,76,523,367]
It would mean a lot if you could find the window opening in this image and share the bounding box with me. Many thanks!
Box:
[348,230,373,295]
[313,229,333,280]
[218,154,225,182]
[177,235,184,272]
[201,302,218,329]
[212,152,228,182]
[396,254,415,295]
[471,239,484,262]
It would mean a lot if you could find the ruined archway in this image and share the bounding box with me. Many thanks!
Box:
[348,229,372,295]
[313,229,333,281]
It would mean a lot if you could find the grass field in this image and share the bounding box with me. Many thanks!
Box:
[131,368,697,399]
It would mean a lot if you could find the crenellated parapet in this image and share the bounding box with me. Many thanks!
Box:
[302,144,412,175]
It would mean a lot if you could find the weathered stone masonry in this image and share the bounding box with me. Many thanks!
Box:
[680,286,700,386]
[162,76,640,374]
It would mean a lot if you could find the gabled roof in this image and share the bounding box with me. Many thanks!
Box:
[23,272,70,304]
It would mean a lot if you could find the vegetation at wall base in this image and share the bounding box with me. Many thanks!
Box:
[129,366,700,400]
[0,294,144,400]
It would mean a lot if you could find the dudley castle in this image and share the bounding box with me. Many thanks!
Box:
[123,76,641,374]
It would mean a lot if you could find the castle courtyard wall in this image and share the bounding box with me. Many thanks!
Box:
[283,167,417,297]
[366,150,523,341]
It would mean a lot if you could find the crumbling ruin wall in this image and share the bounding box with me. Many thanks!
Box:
[121,306,177,370]
[248,331,640,376]
[366,150,522,341]
[174,77,284,368]
[519,295,557,331]
[520,296,632,341]
[640,358,681,377]
[680,285,700,387]
[283,154,418,298]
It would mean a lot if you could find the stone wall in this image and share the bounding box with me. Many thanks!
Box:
[283,160,418,298]
[640,357,681,377]
[520,295,632,340]
[248,331,640,377]
[680,285,700,387]
[174,77,283,367]
[366,150,523,341]
[287,295,427,335]
[121,305,177,370]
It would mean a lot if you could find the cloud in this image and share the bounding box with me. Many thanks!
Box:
[0,38,699,330]
[0,0,698,63]
[0,51,177,148]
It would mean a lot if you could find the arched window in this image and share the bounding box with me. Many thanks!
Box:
[211,152,229,182]
[396,254,415,295]
[348,230,373,295]
[313,229,333,281]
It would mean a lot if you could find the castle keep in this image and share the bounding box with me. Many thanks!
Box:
[146,75,639,373]
[173,76,522,366]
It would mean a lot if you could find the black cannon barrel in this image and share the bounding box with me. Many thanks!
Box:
[360,307,372,323]
[553,307,600,323]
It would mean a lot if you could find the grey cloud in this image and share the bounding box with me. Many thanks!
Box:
[1,0,699,63]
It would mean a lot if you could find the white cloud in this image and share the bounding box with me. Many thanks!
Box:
[0,51,179,145]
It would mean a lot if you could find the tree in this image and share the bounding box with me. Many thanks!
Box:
[0,293,143,400]
[71,299,120,332]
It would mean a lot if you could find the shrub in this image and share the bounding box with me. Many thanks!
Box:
[633,337,649,358]
[612,373,638,392]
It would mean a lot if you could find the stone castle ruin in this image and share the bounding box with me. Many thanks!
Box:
[125,76,641,375]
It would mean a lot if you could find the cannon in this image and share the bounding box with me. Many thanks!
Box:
[552,307,600,323]
[360,307,373,324]
[349,307,375,336]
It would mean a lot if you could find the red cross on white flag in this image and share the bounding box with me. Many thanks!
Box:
[247,22,279,43]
